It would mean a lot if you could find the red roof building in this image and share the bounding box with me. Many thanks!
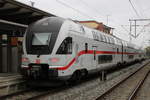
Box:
[77,21,114,35]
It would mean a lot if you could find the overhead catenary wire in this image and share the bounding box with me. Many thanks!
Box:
[129,0,141,18]
[55,0,95,20]
[133,0,146,18]
[79,0,105,17]
[56,0,147,44]
[136,22,150,38]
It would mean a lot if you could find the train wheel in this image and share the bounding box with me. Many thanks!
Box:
[70,70,82,84]
[123,61,127,67]
[81,69,88,79]
[117,63,121,68]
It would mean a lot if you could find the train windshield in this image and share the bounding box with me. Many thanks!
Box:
[32,33,51,46]
[25,17,64,55]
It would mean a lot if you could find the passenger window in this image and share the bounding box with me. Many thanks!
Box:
[56,37,72,54]
[128,55,134,59]
[103,35,107,42]
[107,37,111,43]
[111,38,115,44]
[105,36,108,43]
[101,35,104,42]
[99,34,103,41]
[98,55,113,64]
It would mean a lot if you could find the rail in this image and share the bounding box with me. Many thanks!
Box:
[96,61,150,100]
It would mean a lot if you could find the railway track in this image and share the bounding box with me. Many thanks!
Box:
[0,88,63,100]
[0,61,148,100]
[96,61,150,100]
[0,79,82,100]
[0,89,32,100]
[128,71,150,100]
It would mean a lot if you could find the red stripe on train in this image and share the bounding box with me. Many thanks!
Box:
[57,50,140,70]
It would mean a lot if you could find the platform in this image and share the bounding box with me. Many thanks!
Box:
[0,73,26,96]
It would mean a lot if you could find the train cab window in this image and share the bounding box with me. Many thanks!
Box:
[32,33,51,46]
[56,37,72,54]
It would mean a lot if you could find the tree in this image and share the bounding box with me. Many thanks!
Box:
[145,46,150,57]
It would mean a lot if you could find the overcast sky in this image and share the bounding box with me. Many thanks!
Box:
[17,0,150,48]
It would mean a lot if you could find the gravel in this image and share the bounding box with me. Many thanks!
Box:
[133,67,150,100]
[98,62,150,100]
[37,61,149,100]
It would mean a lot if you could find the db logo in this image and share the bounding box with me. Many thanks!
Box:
[36,59,40,64]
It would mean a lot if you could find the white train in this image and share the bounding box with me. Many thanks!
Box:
[21,17,144,82]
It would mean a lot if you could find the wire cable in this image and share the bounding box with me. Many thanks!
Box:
[129,0,141,18]
[55,0,95,19]
[79,0,105,17]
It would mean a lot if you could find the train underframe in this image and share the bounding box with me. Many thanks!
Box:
[21,58,144,87]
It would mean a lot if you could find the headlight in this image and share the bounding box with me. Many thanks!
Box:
[22,57,29,65]
[50,58,59,63]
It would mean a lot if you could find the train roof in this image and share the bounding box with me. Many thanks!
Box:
[29,17,139,49]
[30,17,65,27]
[71,19,139,49]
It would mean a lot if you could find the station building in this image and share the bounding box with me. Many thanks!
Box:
[0,0,114,75]
[77,21,114,35]
[0,0,55,74]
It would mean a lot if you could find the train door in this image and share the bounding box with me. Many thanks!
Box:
[121,44,123,62]
[92,46,98,68]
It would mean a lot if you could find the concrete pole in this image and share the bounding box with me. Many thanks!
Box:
[0,35,2,72]
[129,21,132,43]
[7,35,12,72]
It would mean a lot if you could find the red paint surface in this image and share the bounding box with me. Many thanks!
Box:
[56,50,140,70]
[35,59,40,64]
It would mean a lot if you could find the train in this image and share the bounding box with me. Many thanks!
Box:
[21,17,145,84]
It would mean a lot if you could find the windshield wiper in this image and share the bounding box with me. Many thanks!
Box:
[47,34,51,52]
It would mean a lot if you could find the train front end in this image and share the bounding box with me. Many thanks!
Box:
[21,17,66,81]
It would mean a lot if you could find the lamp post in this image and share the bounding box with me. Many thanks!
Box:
[29,1,35,7]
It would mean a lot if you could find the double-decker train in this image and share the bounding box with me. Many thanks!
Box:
[21,17,145,83]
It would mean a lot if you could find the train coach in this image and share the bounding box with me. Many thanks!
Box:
[21,17,144,83]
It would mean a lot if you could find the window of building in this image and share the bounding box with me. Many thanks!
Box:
[56,37,72,54]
